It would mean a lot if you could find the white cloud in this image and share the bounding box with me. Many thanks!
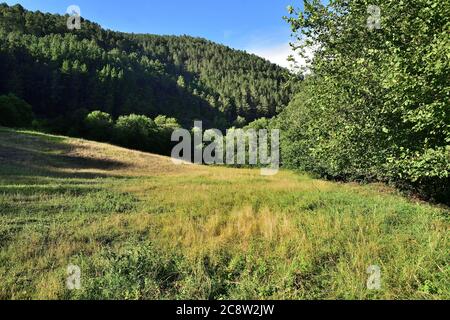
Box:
[246,42,294,69]
[246,42,314,72]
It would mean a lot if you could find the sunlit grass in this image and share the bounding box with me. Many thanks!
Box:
[0,127,448,299]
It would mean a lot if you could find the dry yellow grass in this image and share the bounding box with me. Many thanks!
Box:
[64,137,207,177]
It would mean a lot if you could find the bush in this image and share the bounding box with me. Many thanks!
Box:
[282,0,450,203]
[233,116,247,128]
[0,93,33,128]
[154,115,180,155]
[154,115,180,130]
[84,111,113,142]
[113,114,157,151]
[245,117,271,131]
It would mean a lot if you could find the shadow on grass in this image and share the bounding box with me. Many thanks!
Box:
[0,129,130,182]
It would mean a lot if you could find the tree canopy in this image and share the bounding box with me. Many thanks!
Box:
[280,0,449,203]
[0,3,297,132]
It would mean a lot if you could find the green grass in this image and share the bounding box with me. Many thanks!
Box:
[0,127,448,299]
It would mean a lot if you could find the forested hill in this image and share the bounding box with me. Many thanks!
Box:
[0,3,296,130]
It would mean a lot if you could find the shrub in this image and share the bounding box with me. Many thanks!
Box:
[154,115,180,155]
[154,115,180,130]
[245,117,271,131]
[0,93,33,128]
[113,114,157,150]
[84,111,113,142]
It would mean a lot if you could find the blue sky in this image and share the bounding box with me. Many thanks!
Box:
[4,0,303,68]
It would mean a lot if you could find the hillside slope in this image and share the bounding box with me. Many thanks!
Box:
[0,3,296,130]
[0,127,448,299]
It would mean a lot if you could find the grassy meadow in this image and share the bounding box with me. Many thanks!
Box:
[0,127,448,299]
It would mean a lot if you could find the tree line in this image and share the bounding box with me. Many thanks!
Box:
[278,0,449,203]
[0,92,180,154]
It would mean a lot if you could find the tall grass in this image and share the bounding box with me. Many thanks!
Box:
[0,128,448,299]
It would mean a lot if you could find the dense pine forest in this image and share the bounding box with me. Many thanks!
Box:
[0,3,295,133]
